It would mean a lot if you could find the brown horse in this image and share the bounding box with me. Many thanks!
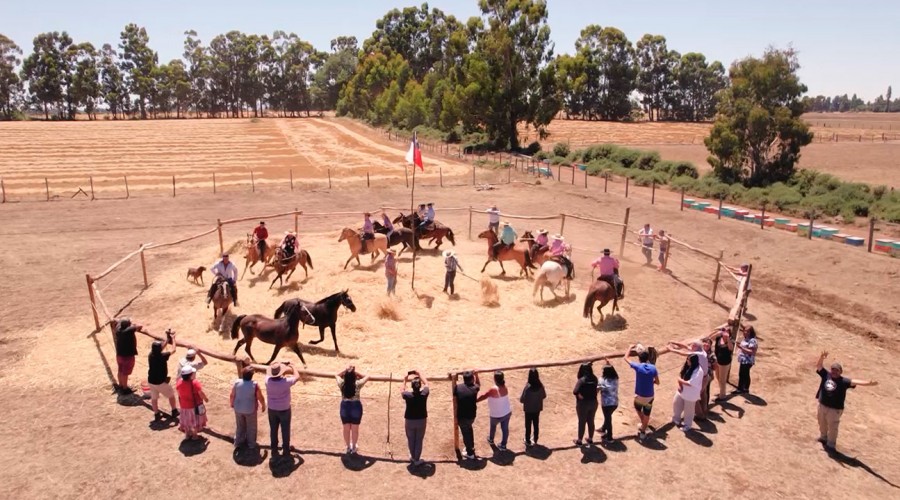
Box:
[269,247,313,289]
[478,229,535,277]
[231,301,312,366]
[520,231,551,265]
[583,279,619,325]
[372,221,416,256]
[241,234,276,279]
[211,277,232,332]
[339,227,388,269]
[393,213,456,250]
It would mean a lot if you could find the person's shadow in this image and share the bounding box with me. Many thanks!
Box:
[178,437,209,457]
[407,462,437,478]
[233,447,268,467]
[341,453,375,472]
[579,444,607,464]
[684,429,714,447]
[269,451,304,477]
[524,444,553,460]
[827,448,899,489]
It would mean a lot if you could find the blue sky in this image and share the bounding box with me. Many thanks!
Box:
[3,0,898,101]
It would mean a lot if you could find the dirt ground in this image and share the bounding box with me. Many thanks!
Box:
[1,119,899,499]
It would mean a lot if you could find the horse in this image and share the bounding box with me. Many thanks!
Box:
[274,290,357,352]
[339,227,388,269]
[392,213,456,250]
[241,234,276,279]
[372,221,416,256]
[532,261,570,303]
[583,279,619,325]
[211,277,232,332]
[477,229,535,277]
[269,247,314,289]
[230,301,312,366]
[520,231,551,266]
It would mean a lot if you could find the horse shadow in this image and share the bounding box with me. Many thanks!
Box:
[349,261,382,273]
[209,313,235,339]
[407,462,437,478]
[178,437,209,457]
[340,453,376,471]
[274,282,303,295]
[270,451,304,477]
[301,343,358,360]
[488,273,528,282]
[593,314,627,332]
[536,293,577,308]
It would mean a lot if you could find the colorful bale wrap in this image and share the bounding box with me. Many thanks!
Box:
[831,234,848,243]
[845,237,865,247]
[874,239,892,252]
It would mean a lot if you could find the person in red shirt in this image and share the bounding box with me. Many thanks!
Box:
[252,221,268,264]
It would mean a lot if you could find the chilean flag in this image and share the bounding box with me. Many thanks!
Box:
[405,131,424,171]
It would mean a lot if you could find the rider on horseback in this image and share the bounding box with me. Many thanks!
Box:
[381,211,394,241]
[362,212,375,253]
[280,230,298,262]
[207,253,238,307]
[252,221,268,263]
[417,202,435,233]
[531,228,549,256]
[591,248,624,299]
[493,221,517,260]
[549,234,574,280]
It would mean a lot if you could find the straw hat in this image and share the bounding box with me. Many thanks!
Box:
[602,248,611,255]
[502,221,510,226]
[268,362,284,377]
[443,250,455,258]
[538,228,548,234]
[180,365,196,376]
[552,234,564,241]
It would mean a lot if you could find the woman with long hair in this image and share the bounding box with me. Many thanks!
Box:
[337,365,369,455]
[477,371,512,451]
[736,326,758,394]
[519,368,546,447]
[713,327,735,401]
[401,370,430,466]
[573,362,600,446]
[673,355,703,431]
[599,361,619,442]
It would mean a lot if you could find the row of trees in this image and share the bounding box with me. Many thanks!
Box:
[803,86,897,113]
[0,26,358,120]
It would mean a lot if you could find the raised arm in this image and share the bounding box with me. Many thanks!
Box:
[816,351,827,371]
[623,345,636,365]
[851,379,878,387]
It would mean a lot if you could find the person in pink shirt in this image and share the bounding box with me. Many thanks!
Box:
[549,235,573,280]
[591,248,623,298]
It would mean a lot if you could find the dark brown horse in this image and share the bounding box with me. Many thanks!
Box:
[520,230,551,265]
[211,277,232,332]
[393,213,456,250]
[231,301,313,366]
[274,290,356,352]
[269,247,314,289]
[372,221,416,256]
[583,279,619,325]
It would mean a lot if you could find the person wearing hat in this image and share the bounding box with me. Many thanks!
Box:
[113,318,144,394]
[148,329,179,420]
[417,202,435,233]
[266,361,299,455]
[361,212,375,253]
[230,366,266,451]
[591,248,623,298]
[494,221,518,260]
[486,205,501,234]
[443,249,463,295]
[207,252,239,307]
[725,263,753,308]
[252,221,269,264]
[549,234,574,280]
[416,203,427,220]
[385,248,398,296]
[815,351,878,451]
[381,210,395,241]
[177,347,208,376]
[176,364,208,441]
[533,228,549,253]
[280,230,299,262]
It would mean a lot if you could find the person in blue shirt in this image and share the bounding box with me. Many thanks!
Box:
[417,202,435,232]
[493,221,517,259]
[623,344,660,441]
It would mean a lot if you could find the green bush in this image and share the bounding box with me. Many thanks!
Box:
[521,141,541,156]
[581,144,619,163]
[553,142,571,158]
[655,160,699,179]
[632,171,668,186]
[873,185,888,200]
[550,155,568,165]
[534,151,549,161]
[585,158,620,176]
[670,175,698,191]
[610,148,641,168]
[767,182,803,210]
[635,151,661,170]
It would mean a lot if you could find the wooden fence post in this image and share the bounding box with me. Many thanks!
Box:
[440,168,443,187]
[808,213,814,240]
[405,166,409,188]
[90,176,95,201]
[213,173,217,194]
[139,244,149,289]
[45,177,50,201]
[718,196,723,220]
[172,176,176,197]
[604,174,608,193]
[867,218,876,253]
[251,171,255,192]
[508,165,512,184]
[328,168,332,189]
[571,166,575,185]
[680,188,685,211]
[367,171,370,188]
[557,165,561,181]
[472,166,476,185]
[290,169,293,190]
[217,219,224,255]
[584,169,588,188]
[86,274,101,331]
[294,208,299,234]
[651,181,656,204]
[625,177,630,198]
[619,207,630,256]
[124,176,130,199]
[468,206,473,240]
[760,204,766,230]
[559,214,566,237]
[712,250,724,303]
[0,178,5,203]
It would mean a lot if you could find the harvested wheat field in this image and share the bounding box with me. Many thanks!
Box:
[0,119,899,500]
[532,117,900,187]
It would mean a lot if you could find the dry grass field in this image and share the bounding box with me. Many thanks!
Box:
[0,118,899,499]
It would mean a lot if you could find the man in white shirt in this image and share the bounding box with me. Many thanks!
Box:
[207,253,240,307]
[177,348,209,375]
[638,223,654,265]
[486,205,501,234]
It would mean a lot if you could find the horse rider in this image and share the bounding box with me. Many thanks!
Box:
[416,204,427,221]
[531,228,549,256]
[252,221,268,262]
[549,234,574,280]
[486,205,501,234]
[280,230,298,262]
[417,202,435,233]
[591,248,624,298]
[362,212,375,253]
[493,221,517,260]
[381,211,395,240]
[207,252,239,307]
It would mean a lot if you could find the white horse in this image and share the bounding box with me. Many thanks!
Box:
[532,260,571,303]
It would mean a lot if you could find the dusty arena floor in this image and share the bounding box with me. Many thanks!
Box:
[1,124,899,499]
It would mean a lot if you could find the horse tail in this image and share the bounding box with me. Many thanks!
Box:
[304,250,313,269]
[583,287,595,318]
[231,315,247,339]
[447,228,456,246]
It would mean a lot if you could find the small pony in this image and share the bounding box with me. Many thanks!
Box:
[186,266,207,285]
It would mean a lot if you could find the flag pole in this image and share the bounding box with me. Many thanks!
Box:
[409,134,418,290]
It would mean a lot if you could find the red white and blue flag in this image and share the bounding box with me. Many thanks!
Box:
[405,132,424,171]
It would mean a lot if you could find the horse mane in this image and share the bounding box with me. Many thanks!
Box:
[316,291,344,305]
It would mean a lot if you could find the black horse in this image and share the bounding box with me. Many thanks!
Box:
[372,221,416,256]
[274,290,357,352]
[392,213,456,250]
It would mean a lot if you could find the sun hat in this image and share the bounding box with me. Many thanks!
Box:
[538,228,547,234]
[186,349,197,358]
[269,362,284,377]
[443,250,455,258]
[502,221,510,226]
[552,234,564,240]
[603,248,611,255]
[221,253,229,258]
[180,365,196,376]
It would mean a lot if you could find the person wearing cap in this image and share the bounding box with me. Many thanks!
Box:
[401,370,430,466]
[453,370,481,460]
[443,250,463,295]
[385,248,398,296]
[638,223,654,265]
[417,202,435,233]
[591,248,623,298]
[252,221,268,264]
[486,205,501,234]
[280,230,298,261]
[493,221,517,260]
[207,253,239,307]
[230,366,266,451]
[147,329,179,420]
[549,234,573,280]
[361,212,375,253]
[815,351,878,451]
[176,364,209,441]
[266,361,298,456]
[177,347,208,376]
[113,318,144,394]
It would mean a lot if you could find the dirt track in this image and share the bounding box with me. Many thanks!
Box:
[0,119,899,499]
